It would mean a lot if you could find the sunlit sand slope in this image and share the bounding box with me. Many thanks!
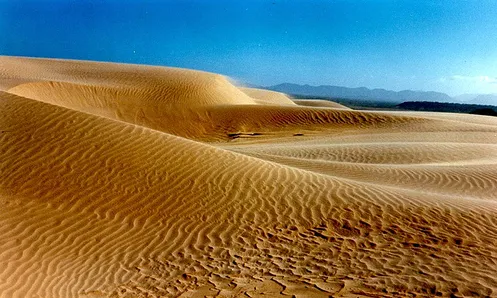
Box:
[294,99,352,109]
[2,56,497,298]
[2,56,257,107]
[239,87,296,105]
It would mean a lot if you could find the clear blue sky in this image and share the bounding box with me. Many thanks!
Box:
[1,0,497,96]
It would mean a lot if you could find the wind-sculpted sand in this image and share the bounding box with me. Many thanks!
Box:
[1,56,497,298]
[293,99,352,110]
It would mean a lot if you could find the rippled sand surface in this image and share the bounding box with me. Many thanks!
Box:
[2,56,497,297]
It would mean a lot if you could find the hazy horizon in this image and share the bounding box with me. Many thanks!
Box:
[256,81,495,98]
[1,0,497,97]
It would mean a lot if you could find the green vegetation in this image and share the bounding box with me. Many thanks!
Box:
[469,108,497,117]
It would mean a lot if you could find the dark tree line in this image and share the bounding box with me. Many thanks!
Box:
[397,101,497,116]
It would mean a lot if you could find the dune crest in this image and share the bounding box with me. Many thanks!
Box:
[3,56,432,141]
[239,87,297,105]
[3,56,257,107]
[2,56,497,297]
[293,99,352,109]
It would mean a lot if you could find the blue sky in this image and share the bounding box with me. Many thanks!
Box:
[1,0,497,96]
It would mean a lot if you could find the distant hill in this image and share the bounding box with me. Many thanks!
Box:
[469,94,497,105]
[266,83,453,104]
[452,93,478,103]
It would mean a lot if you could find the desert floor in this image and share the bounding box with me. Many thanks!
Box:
[1,56,497,297]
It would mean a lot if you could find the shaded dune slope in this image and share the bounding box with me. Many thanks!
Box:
[2,57,497,297]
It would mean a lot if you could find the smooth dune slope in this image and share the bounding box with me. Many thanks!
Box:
[293,99,352,109]
[1,56,257,106]
[239,87,297,105]
[2,56,497,297]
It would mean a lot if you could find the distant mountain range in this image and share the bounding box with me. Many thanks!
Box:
[264,83,497,105]
[450,93,497,105]
[468,94,497,105]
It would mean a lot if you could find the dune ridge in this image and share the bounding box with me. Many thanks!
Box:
[2,56,497,297]
[238,87,297,106]
[293,99,352,109]
[3,57,431,142]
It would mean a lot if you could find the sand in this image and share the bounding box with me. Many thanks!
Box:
[1,56,497,298]
[293,99,352,109]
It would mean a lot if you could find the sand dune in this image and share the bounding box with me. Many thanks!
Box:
[2,56,257,107]
[2,56,497,297]
[239,87,296,106]
[293,99,352,109]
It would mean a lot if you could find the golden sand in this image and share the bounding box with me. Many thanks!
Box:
[1,56,497,297]
[293,99,351,109]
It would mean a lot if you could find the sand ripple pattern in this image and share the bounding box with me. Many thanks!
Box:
[2,57,497,297]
